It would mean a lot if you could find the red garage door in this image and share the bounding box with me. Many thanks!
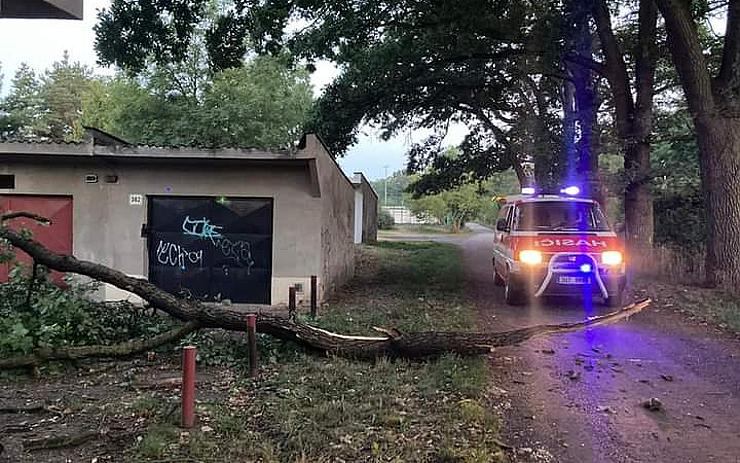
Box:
[0,196,73,283]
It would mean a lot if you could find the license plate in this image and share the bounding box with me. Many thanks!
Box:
[558,276,591,285]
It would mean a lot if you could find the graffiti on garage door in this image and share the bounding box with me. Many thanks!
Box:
[148,197,273,304]
[180,215,255,270]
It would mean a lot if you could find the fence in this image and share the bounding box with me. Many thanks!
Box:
[382,206,435,225]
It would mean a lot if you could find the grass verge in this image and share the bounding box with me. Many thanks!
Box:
[131,242,504,462]
[380,224,471,236]
[635,279,740,334]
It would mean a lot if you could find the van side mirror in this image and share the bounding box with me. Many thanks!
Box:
[496,218,509,232]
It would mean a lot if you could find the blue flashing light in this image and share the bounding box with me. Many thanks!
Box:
[521,187,536,195]
[579,263,592,273]
[561,185,581,196]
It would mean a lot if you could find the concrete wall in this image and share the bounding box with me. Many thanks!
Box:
[352,173,378,243]
[0,159,324,304]
[364,197,378,242]
[360,175,378,243]
[353,189,364,244]
[304,135,356,298]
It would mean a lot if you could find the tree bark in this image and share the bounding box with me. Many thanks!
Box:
[0,213,650,366]
[565,0,602,199]
[695,116,740,288]
[623,143,654,251]
[656,0,740,288]
[592,0,657,251]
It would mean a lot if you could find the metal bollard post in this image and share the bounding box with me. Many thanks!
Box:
[181,345,196,428]
[288,286,297,320]
[310,275,318,318]
[246,314,258,378]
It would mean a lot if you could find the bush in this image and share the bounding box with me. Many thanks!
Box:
[654,185,706,247]
[0,266,173,358]
[378,208,395,229]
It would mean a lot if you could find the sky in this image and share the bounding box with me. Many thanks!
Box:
[0,0,465,180]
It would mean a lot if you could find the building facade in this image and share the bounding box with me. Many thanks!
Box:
[351,173,378,244]
[0,131,361,305]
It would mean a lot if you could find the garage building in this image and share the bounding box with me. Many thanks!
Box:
[0,129,364,305]
[351,172,378,244]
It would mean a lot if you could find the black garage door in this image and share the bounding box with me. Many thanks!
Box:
[148,196,273,304]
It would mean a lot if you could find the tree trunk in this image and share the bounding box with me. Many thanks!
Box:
[592,0,657,251]
[655,0,740,289]
[561,80,578,183]
[623,142,654,252]
[695,116,740,288]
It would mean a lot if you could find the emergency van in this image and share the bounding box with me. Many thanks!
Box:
[492,187,626,306]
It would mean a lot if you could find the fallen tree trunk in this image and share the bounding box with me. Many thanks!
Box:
[0,213,650,363]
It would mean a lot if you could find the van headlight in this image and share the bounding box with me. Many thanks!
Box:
[519,250,543,265]
[601,251,623,266]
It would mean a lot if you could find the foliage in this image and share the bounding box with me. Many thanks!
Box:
[39,53,96,141]
[83,54,312,148]
[370,170,412,207]
[652,109,701,193]
[0,54,93,142]
[94,0,210,73]
[409,184,489,232]
[377,208,395,230]
[179,329,250,367]
[652,109,706,247]
[477,169,521,225]
[0,64,43,140]
[94,0,567,189]
[199,56,313,147]
[409,194,447,225]
[0,267,173,358]
[0,52,312,148]
[653,188,705,247]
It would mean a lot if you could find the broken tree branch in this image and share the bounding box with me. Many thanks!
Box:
[0,211,51,225]
[0,403,46,413]
[0,213,650,363]
[0,321,200,369]
[23,431,102,451]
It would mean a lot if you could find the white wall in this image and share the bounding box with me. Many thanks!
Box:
[354,189,364,243]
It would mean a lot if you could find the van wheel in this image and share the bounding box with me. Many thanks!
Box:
[505,277,526,305]
[493,259,504,286]
[605,290,623,308]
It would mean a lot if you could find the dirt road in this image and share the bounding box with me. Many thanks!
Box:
[406,224,740,463]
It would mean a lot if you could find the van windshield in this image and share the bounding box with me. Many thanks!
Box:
[515,201,610,232]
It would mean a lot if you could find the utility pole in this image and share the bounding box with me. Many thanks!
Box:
[383,165,389,206]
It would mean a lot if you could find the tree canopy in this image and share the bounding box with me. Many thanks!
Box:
[95,0,572,190]
[0,53,312,148]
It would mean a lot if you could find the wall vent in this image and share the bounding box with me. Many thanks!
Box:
[104,175,119,184]
[0,174,15,189]
[84,174,98,183]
